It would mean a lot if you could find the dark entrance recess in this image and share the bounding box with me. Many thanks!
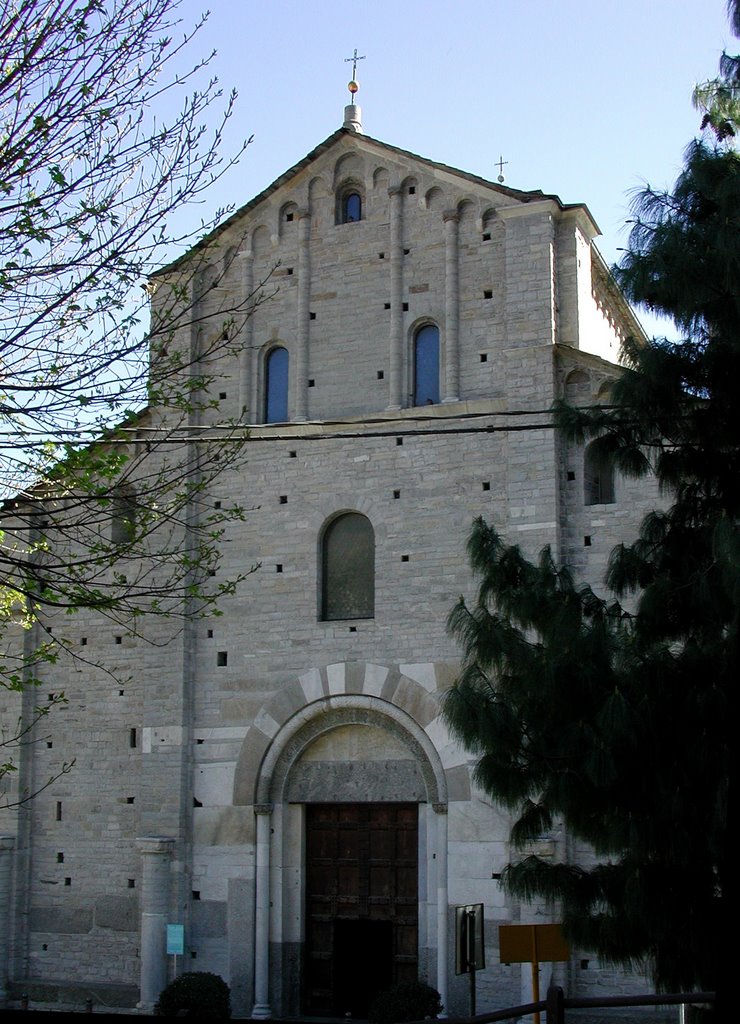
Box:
[304,803,419,1017]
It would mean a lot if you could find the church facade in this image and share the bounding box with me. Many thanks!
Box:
[0,103,661,1017]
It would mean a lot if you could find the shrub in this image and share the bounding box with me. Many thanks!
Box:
[154,971,231,1019]
[367,979,442,1024]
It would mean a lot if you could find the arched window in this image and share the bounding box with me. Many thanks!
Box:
[321,513,375,621]
[584,441,615,505]
[341,191,362,223]
[264,346,289,423]
[413,324,440,406]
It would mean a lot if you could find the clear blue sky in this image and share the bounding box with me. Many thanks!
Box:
[175,0,733,336]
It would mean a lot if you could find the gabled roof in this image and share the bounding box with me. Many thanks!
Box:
[154,127,597,277]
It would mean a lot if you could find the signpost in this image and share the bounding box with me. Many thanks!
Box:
[166,923,185,979]
[499,924,570,1024]
[455,904,485,1017]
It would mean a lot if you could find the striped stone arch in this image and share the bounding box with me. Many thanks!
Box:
[232,661,470,808]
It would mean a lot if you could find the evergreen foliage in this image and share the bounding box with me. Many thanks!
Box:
[444,4,737,997]
[154,971,231,1019]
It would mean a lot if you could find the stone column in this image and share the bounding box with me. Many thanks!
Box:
[388,186,404,409]
[295,210,311,421]
[0,837,14,1006]
[252,805,273,1019]
[137,837,175,1012]
[443,211,460,402]
[433,805,449,1017]
[238,250,254,420]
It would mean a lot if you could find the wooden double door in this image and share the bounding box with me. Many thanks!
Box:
[304,803,419,1017]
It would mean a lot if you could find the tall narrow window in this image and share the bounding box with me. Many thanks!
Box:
[342,192,362,223]
[321,513,374,621]
[584,441,615,505]
[111,487,137,545]
[264,346,289,423]
[413,325,440,406]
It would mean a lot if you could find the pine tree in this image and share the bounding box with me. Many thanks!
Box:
[444,7,737,1000]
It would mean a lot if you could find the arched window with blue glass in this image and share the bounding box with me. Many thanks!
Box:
[341,191,362,224]
[264,346,289,423]
[413,324,440,406]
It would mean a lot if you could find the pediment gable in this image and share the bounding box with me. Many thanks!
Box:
[156,128,597,276]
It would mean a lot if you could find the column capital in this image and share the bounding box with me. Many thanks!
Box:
[432,802,448,815]
[136,836,175,856]
[388,185,403,198]
[254,803,273,816]
[443,209,459,224]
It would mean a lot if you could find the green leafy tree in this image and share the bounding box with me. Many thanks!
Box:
[0,0,263,804]
[444,6,736,1001]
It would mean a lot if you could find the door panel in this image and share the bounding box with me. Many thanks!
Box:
[304,803,419,1017]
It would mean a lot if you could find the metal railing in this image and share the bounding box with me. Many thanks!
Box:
[414,986,716,1024]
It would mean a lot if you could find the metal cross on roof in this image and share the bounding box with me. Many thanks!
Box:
[344,48,366,81]
[496,155,509,184]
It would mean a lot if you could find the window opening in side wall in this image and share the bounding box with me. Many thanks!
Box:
[320,512,375,621]
[264,346,289,423]
[584,441,615,505]
[412,324,440,406]
[111,487,137,545]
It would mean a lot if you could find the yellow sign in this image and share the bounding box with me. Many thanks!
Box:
[499,923,570,964]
